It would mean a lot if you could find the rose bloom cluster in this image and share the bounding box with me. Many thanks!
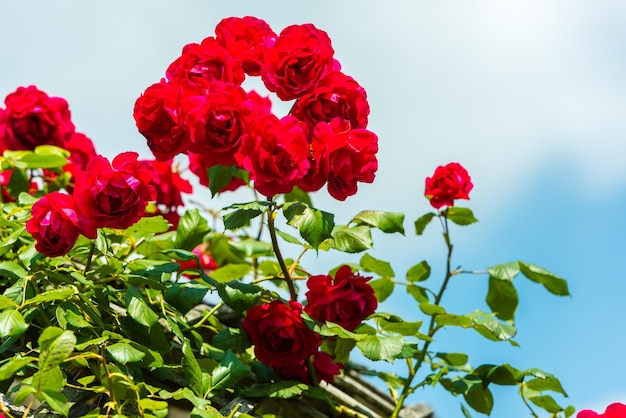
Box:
[242,265,377,383]
[0,86,192,257]
[134,16,377,200]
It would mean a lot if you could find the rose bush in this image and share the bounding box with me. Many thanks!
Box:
[0,16,585,418]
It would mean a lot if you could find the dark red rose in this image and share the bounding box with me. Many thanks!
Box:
[166,37,245,87]
[185,81,251,164]
[176,243,218,279]
[261,24,335,101]
[0,85,75,151]
[145,159,192,209]
[26,191,81,257]
[424,162,473,209]
[291,71,370,133]
[312,118,378,201]
[188,152,246,193]
[215,16,276,76]
[242,300,320,368]
[305,265,377,331]
[73,152,156,237]
[274,351,342,384]
[134,79,192,161]
[235,114,310,198]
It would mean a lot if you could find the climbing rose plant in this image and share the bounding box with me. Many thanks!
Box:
[0,15,592,418]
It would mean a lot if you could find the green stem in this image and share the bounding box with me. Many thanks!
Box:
[84,240,96,274]
[267,206,298,301]
[391,213,454,418]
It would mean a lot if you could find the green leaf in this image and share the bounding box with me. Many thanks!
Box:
[283,202,334,250]
[356,335,405,362]
[241,381,309,399]
[182,340,206,396]
[519,262,570,296]
[138,398,169,412]
[529,395,564,413]
[406,261,430,282]
[17,146,69,169]
[525,376,568,396]
[0,295,18,310]
[360,253,395,278]
[436,313,473,327]
[175,209,211,250]
[207,164,237,197]
[125,286,159,328]
[223,208,263,230]
[446,207,478,226]
[209,263,252,282]
[0,309,28,337]
[414,212,436,235]
[106,342,146,364]
[0,356,36,380]
[461,403,473,418]
[487,262,520,281]
[469,311,517,342]
[407,284,430,303]
[212,328,252,351]
[330,225,373,253]
[26,287,76,306]
[0,261,28,280]
[475,364,523,385]
[164,282,210,315]
[41,389,70,416]
[486,276,518,321]
[216,281,262,313]
[351,210,405,234]
[419,303,446,316]
[436,352,469,366]
[208,350,251,394]
[464,383,493,415]
[284,186,312,206]
[275,228,303,245]
[0,227,25,257]
[369,278,394,303]
[124,216,171,238]
[38,327,76,371]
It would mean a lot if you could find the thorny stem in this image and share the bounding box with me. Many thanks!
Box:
[391,213,454,418]
[267,205,298,301]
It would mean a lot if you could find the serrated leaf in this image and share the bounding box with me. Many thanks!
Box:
[39,328,76,372]
[207,164,237,197]
[369,278,394,302]
[0,261,28,280]
[0,295,18,310]
[525,376,568,396]
[529,395,564,413]
[414,212,436,235]
[0,356,36,380]
[356,335,405,362]
[469,311,517,342]
[106,342,146,364]
[241,381,309,399]
[26,287,76,305]
[175,209,211,250]
[0,309,28,337]
[406,261,430,282]
[216,281,262,313]
[351,210,405,234]
[486,276,518,321]
[125,286,159,328]
[519,262,570,296]
[209,263,252,282]
[164,282,209,315]
[283,202,334,250]
[487,262,520,281]
[331,225,373,253]
[212,328,252,351]
[223,208,263,230]
[446,207,478,226]
[208,350,250,394]
[360,253,395,278]
[125,216,171,238]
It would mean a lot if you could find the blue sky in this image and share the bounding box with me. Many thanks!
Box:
[2,1,626,416]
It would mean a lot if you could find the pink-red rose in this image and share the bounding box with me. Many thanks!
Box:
[311,118,378,201]
[424,162,473,209]
[578,403,626,418]
[261,24,335,101]
[185,81,251,164]
[215,16,276,76]
[166,37,245,87]
[26,191,81,257]
[73,152,155,237]
[133,79,191,161]
[242,300,320,368]
[305,265,377,331]
[273,351,341,384]
[0,85,75,151]
[235,114,310,198]
[291,71,370,133]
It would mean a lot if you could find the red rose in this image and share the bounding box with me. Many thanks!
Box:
[0,170,39,202]
[134,79,191,161]
[304,265,377,331]
[578,403,626,418]
[274,351,341,384]
[0,85,75,151]
[215,16,276,76]
[185,81,251,164]
[176,243,218,279]
[166,37,244,87]
[235,115,310,198]
[261,24,335,101]
[144,159,192,209]
[311,118,378,201]
[73,152,156,237]
[188,152,246,193]
[64,132,97,172]
[26,191,81,257]
[291,71,370,133]
[424,162,473,209]
[242,300,320,368]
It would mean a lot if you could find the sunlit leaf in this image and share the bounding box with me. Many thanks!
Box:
[414,212,436,235]
[330,225,373,253]
[351,210,405,235]
[445,207,478,226]
[406,261,430,282]
[125,286,159,328]
[519,262,570,296]
[0,310,28,338]
[360,253,395,278]
[106,342,146,364]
